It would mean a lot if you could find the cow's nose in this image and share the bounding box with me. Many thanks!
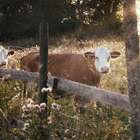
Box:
[1,61,6,65]
[101,67,109,73]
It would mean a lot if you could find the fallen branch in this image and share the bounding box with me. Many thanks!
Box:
[0,108,11,128]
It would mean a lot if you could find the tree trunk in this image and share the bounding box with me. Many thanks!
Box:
[122,0,140,139]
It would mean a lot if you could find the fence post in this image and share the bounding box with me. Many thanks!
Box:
[38,22,49,105]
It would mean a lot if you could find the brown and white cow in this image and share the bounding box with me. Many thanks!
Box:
[20,47,121,111]
[0,46,15,67]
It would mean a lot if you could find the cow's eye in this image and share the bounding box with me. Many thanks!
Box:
[95,57,99,60]
[108,57,110,62]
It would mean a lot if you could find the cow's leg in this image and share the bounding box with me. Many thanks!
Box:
[73,95,86,115]
[23,81,27,98]
[76,102,86,115]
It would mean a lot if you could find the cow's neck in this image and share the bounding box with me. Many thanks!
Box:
[89,59,101,87]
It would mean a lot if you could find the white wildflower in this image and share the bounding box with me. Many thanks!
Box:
[34,104,40,113]
[23,108,29,114]
[94,102,97,109]
[47,116,52,124]
[22,105,26,110]
[22,127,28,132]
[26,119,32,123]
[14,95,18,99]
[12,94,19,102]
[128,117,131,123]
[40,102,46,112]
[51,103,62,111]
[26,98,33,104]
[22,127,26,132]
[72,135,76,139]
[27,104,32,110]
[65,129,70,134]
[24,123,29,128]
[99,108,102,113]
[41,87,52,93]
[12,97,16,102]
[42,124,47,128]
[30,100,35,105]
[21,113,27,119]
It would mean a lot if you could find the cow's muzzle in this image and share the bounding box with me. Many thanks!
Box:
[101,67,109,73]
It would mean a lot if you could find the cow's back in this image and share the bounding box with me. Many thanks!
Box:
[48,53,100,86]
[20,52,100,86]
[20,52,39,72]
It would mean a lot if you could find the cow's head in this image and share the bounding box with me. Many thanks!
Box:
[0,46,15,67]
[84,47,121,74]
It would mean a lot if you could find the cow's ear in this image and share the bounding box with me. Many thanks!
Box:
[110,51,121,59]
[83,52,95,59]
[8,50,15,56]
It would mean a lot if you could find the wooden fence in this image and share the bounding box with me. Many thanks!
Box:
[0,68,130,112]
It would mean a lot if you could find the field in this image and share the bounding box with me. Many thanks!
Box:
[0,34,131,139]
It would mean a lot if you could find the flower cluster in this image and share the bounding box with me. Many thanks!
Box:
[22,122,30,132]
[51,103,63,112]
[12,93,20,102]
[21,98,48,119]
[40,102,47,112]
[41,87,53,93]
[47,116,52,124]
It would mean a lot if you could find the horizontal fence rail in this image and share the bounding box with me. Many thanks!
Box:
[0,68,39,83]
[47,76,130,112]
[0,68,130,111]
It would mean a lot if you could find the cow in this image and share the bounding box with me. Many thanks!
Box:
[20,47,121,112]
[0,46,15,67]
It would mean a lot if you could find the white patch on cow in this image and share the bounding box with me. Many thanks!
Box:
[94,47,111,73]
[0,46,9,66]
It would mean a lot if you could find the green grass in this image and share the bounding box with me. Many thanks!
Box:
[0,34,132,139]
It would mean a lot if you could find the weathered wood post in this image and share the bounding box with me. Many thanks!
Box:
[38,23,49,105]
[122,0,140,139]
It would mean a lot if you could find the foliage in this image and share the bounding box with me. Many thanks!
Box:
[0,0,123,41]
[0,0,76,41]
[0,87,131,139]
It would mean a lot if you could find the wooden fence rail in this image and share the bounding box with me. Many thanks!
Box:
[0,68,130,111]
[0,68,39,83]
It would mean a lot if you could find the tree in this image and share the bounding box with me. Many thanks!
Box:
[122,0,140,139]
[0,0,76,41]
[86,0,121,24]
[0,0,123,41]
